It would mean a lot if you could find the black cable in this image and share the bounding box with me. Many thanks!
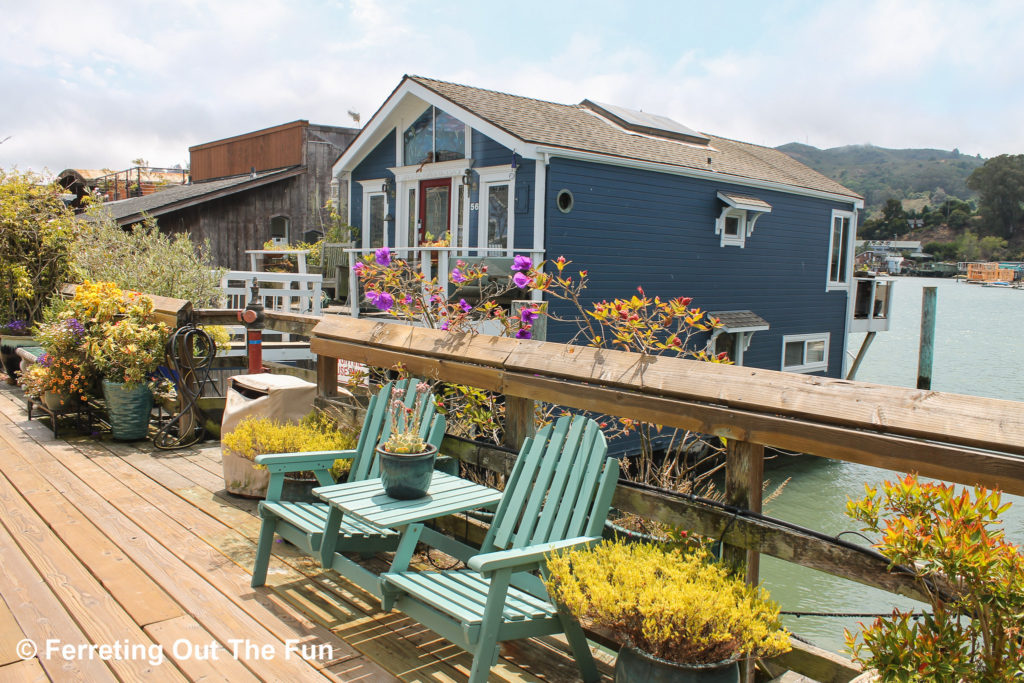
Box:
[781,610,928,619]
[153,324,216,450]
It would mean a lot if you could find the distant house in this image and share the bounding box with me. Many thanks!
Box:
[334,76,868,378]
[58,167,190,208]
[90,120,358,270]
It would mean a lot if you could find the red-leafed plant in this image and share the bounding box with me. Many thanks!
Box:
[845,474,1024,680]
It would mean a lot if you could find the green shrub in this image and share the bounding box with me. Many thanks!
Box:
[75,213,224,305]
[0,169,82,325]
[221,412,358,480]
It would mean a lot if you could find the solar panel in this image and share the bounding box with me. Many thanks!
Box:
[581,99,710,145]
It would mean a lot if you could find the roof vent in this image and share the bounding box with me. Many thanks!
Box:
[581,99,710,145]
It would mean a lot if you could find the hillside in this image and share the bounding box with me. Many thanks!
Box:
[776,143,984,215]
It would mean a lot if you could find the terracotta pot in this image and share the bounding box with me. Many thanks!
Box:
[614,647,739,683]
[42,391,80,412]
[377,444,438,499]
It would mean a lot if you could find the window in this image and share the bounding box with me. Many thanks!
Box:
[403,107,466,165]
[367,195,386,248]
[828,210,854,287]
[556,189,574,213]
[714,192,771,248]
[781,333,830,373]
[476,165,515,252]
[269,215,289,244]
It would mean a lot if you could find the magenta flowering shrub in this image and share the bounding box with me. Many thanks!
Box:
[354,247,537,338]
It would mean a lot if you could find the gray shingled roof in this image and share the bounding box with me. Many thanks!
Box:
[708,310,770,331]
[86,168,302,223]
[409,76,860,200]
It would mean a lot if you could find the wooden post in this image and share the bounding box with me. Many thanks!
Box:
[317,355,339,398]
[724,439,763,683]
[724,439,764,579]
[917,286,937,390]
[502,396,535,450]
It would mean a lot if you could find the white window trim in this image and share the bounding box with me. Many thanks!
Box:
[781,332,830,373]
[476,164,515,253]
[715,207,748,247]
[827,209,856,290]
[357,178,387,249]
[388,160,473,249]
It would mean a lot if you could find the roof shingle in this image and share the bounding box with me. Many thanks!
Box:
[409,76,860,200]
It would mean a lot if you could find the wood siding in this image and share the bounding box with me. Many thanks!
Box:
[350,131,397,244]
[543,157,856,378]
[190,121,306,181]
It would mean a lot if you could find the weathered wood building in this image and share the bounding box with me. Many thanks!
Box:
[91,121,359,270]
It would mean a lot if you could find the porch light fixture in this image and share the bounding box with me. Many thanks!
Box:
[462,168,473,187]
[381,178,394,197]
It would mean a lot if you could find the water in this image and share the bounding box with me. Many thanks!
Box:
[759,277,1024,654]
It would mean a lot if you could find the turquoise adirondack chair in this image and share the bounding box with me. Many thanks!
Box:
[380,414,619,683]
[250,378,446,588]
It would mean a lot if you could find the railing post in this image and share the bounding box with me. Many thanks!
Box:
[503,396,535,450]
[724,438,763,683]
[723,439,763,578]
[317,354,339,399]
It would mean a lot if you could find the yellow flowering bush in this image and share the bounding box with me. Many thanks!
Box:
[221,412,357,480]
[545,541,790,665]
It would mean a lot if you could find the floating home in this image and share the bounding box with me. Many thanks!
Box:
[334,76,886,378]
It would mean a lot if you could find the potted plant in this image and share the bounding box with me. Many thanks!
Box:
[544,541,791,682]
[87,308,169,441]
[376,381,438,499]
[845,474,1024,680]
[220,412,356,498]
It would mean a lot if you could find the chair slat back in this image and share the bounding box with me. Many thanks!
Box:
[481,415,618,554]
[349,378,445,482]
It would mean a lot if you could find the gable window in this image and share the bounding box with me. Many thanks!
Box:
[269,215,290,245]
[715,192,771,248]
[403,107,467,165]
[781,333,829,373]
[476,165,515,252]
[828,210,854,288]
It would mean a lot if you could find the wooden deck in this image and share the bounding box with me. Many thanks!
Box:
[0,382,611,682]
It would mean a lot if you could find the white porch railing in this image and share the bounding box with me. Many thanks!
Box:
[219,271,324,316]
[345,247,544,318]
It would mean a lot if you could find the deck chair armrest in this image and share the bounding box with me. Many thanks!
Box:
[255,449,358,473]
[467,536,602,576]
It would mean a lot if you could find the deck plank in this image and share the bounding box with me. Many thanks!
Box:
[0,385,609,683]
[0,658,50,682]
[0,469,184,682]
[0,522,118,681]
[0,594,27,667]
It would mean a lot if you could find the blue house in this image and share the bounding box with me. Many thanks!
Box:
[333,76,867,379]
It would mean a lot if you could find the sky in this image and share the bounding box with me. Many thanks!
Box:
[3,0,1023,175]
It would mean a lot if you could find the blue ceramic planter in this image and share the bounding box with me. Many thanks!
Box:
[102,379,153,441]
[377,444,438,499]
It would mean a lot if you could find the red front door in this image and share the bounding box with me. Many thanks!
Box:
[418,178,451,243]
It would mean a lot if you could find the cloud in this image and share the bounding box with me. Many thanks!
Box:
[3,0,1024,174]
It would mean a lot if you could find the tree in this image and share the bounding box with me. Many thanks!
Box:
[0,169,83,324]
[966,154,1024,237]
[979,235,1008,260]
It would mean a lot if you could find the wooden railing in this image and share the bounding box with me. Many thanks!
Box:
[306,314,1024,681]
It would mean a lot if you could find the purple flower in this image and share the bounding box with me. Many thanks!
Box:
[512,271,532,288]
[3,319,27,334]
[365,290,394,312]
[38,353,52,367]
[512,255,532,272]
[450,268,467,284]
[519,307,539,323]
[375,247,391,266]
[515,327,532,340]
[403,294,414,305]
[352,262,366,276]
[66,318,85,337]
[459,298,472,313]
[440,320,450,330]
